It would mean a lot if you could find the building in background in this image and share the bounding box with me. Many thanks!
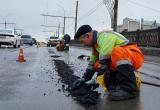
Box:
[117,17,160,32]
[141,19,160,30]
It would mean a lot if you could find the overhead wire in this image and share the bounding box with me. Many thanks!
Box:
[128,0,160,13]
[66,1,103,28]
[104,0,114,17]
[78,1,103,21]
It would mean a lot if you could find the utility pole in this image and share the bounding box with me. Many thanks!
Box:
[63,16,66,34]
[0,20,16,30]
[74,0,78,35]
[113,0,118,31]
[55,30,57,36]
[141,18,144,30]
[58,5,66,34]
[58,24,60,37]
[5,20,6,29]
[41,14,74,34]
[41,24,63,37]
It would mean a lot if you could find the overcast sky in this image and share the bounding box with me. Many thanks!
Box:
[0,0,160,41]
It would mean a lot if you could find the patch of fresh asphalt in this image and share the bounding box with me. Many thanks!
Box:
[52,59,100,107]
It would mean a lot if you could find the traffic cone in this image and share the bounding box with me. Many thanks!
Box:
[17,48,25,62]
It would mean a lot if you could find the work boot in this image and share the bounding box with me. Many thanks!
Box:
[108,64,137,101]
[109,87,136,101]
[115,64,137,93]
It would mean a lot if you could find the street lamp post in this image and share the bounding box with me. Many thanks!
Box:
[58,23,60,37]
[4,14,10,29]
[0,15,8,29]
[41,13,74,36]
[58,5,65,34]
[56,18,61,38]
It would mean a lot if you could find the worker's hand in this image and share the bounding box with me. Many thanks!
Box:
[87,80,99,90]
[87,56,90,61]
[71,78,85,89]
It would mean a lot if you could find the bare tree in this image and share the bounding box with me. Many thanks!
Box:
[103,0,118,31]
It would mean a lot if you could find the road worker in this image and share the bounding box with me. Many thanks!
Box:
[72,25,144,101]
[63,34,71,50]
[58,34,71,51]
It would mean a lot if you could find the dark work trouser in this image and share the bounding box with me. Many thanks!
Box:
[64,43,69,51]
[104,64,136,94]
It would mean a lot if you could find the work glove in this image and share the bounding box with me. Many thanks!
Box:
[87,56,90,61]
[78,55,86,59]
[87,80,99,90]
[78,55,89,60]
[97,65,110,86]
[71,78,85,89]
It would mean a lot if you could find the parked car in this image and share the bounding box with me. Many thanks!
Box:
[0,29,21,48]
[47,36,59,47]
[21,35,33,46]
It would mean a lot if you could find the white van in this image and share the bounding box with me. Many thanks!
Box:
[0,29,21,48]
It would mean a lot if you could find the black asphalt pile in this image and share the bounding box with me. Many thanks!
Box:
[77,55,90,61]
[51,55,61,58]
[53,59,100,106]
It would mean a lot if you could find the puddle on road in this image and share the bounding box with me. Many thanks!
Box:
[52,59,100,107]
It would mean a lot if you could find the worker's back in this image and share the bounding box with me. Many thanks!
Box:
[64,34,71,44]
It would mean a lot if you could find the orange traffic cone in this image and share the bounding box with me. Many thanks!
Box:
[17,48,25,62]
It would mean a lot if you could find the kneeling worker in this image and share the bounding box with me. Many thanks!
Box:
[72,25,144,101]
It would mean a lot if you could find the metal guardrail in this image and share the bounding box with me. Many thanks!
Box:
[71,27,160,47]
[121,27,160,47]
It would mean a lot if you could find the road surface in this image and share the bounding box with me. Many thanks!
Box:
[0,46,159,110]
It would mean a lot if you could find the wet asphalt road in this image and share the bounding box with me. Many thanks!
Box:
[0,46,160,110]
